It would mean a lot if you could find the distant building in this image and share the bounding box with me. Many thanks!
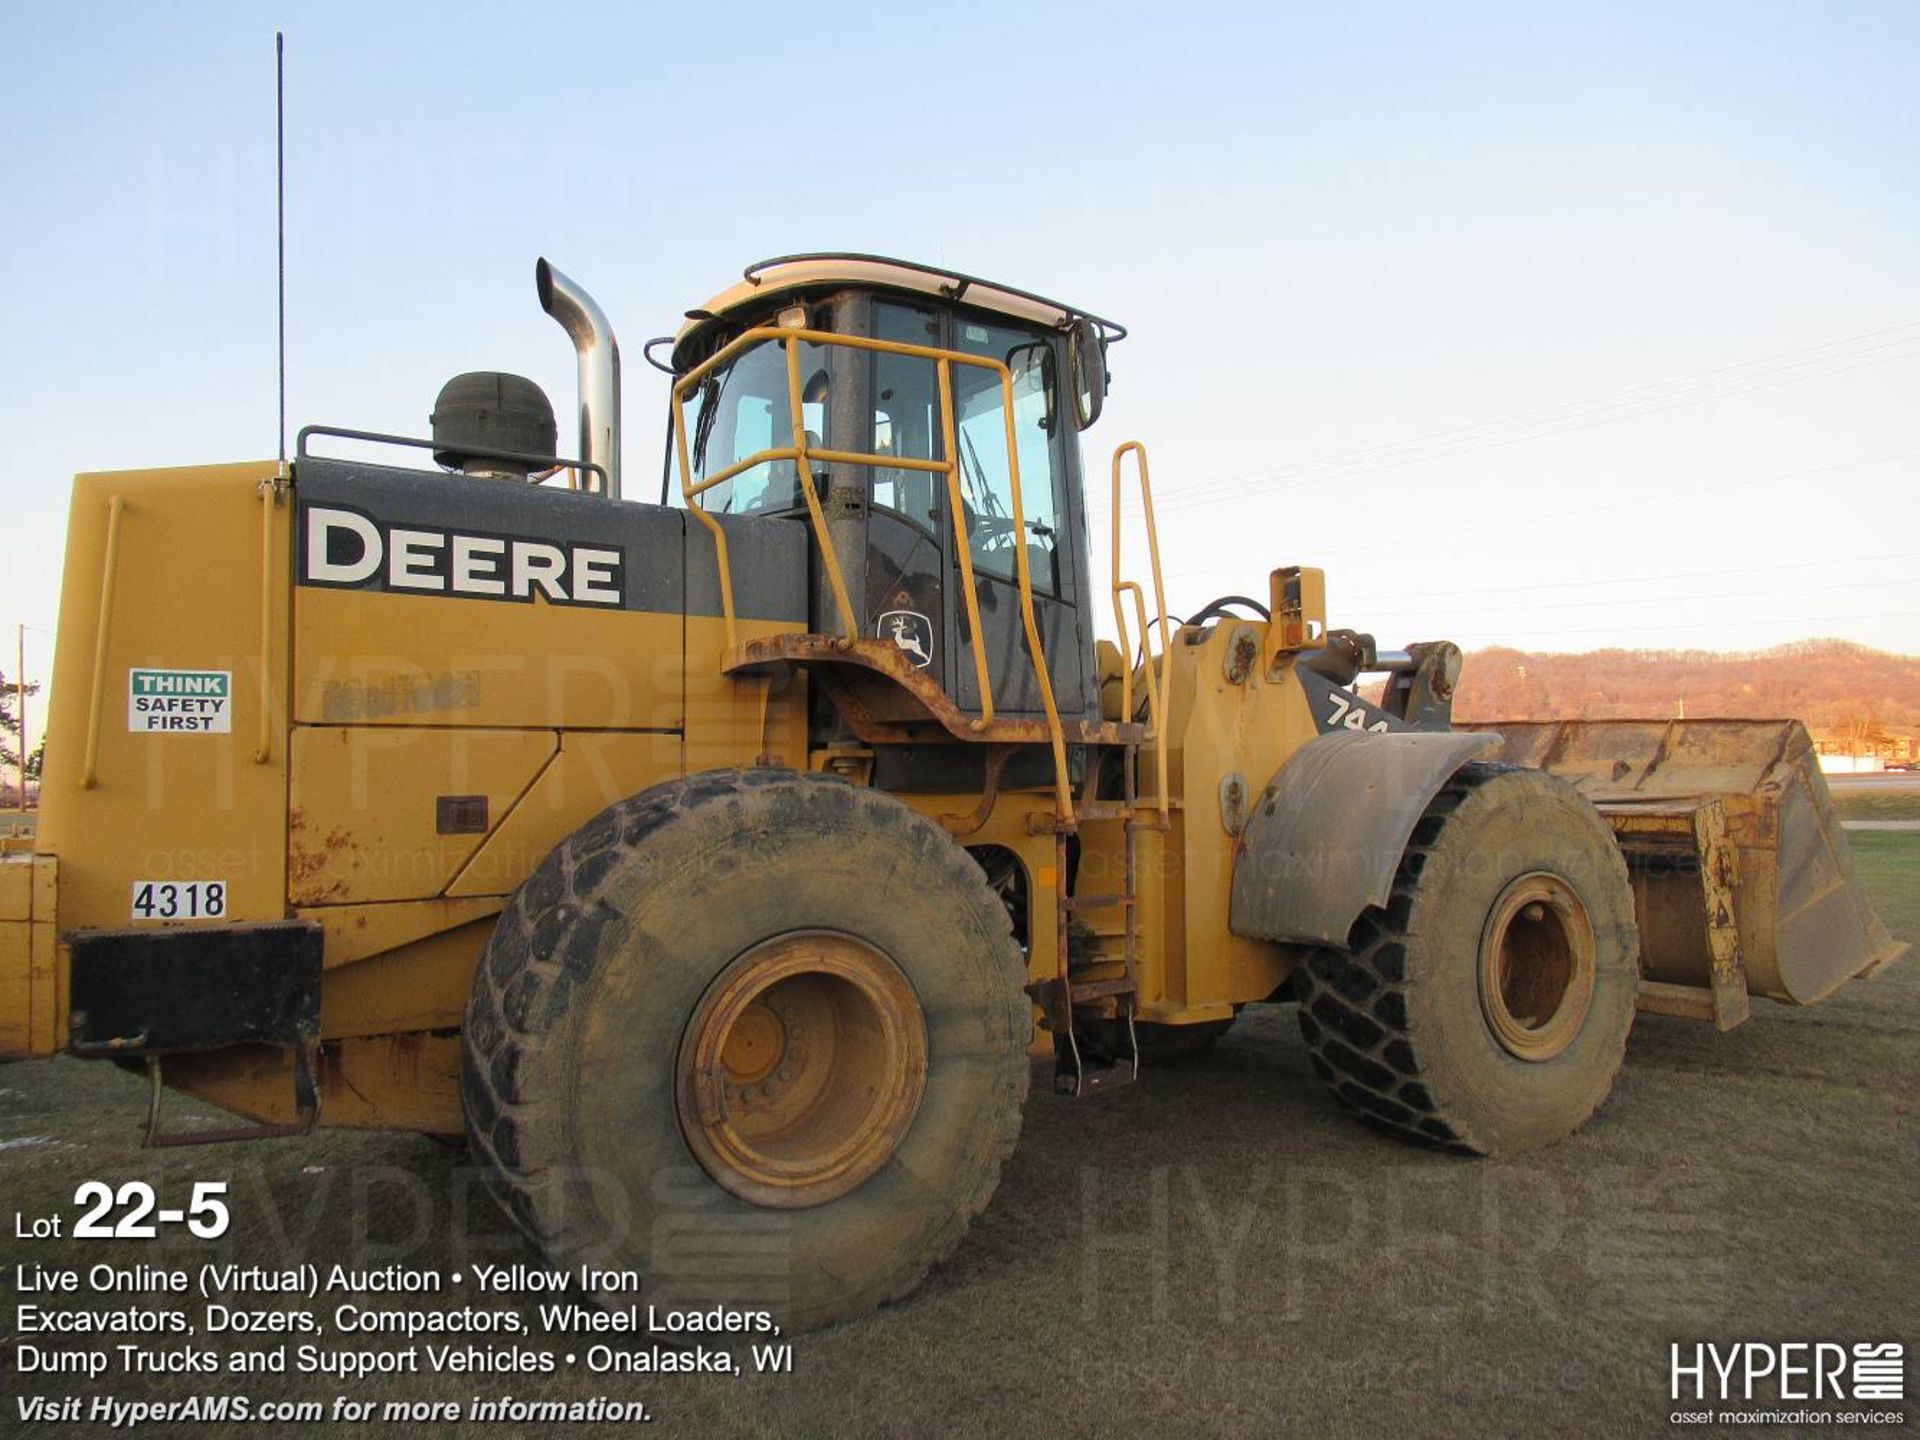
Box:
[1818,753,1886,775]
[1812,732,1914,772]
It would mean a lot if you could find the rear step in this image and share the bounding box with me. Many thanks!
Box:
[1028,975,1139,1096]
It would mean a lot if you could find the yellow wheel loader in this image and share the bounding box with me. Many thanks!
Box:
[1,254,1903,1329]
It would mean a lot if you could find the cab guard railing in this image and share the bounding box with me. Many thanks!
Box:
[1110,441,1171,823]
[672,325,1073,814]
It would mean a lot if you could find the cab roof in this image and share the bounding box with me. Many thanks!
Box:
[666,253,1126,373]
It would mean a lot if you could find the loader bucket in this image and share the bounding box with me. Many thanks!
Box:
[1458,719,1907,1028]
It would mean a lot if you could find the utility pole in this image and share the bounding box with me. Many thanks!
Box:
[12,623,22,808]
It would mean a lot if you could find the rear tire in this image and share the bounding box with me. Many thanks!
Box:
[461,768,1030,1331]
[1297,763,1639,1155]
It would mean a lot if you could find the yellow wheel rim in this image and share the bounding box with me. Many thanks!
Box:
[1478,872,1597,1063]
[678,932,928,1209]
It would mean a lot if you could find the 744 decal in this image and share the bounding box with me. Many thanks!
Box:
[1323,691,1391,734]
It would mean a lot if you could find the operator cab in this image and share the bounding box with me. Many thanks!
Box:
[666,255,1121,726]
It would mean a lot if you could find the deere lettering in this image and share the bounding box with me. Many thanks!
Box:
[301,504,625,607]
[128,670,232,733]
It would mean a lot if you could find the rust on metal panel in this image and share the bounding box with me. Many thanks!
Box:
[286,806,354,905]
[1223,625,1259,686]
[939,745,1017,838]
[1604,800,1752,1029]
[1693,800,1753,1028]
[287,727,556,906]
[729,633,1142,748]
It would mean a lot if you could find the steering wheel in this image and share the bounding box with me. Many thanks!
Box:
[962,503,1019,549]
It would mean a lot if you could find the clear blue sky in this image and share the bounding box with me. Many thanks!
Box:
[4,1,1917,746]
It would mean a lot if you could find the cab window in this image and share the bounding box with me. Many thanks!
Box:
[682,338,829,515]
[950,316,1062,593]
[870,302,946,534]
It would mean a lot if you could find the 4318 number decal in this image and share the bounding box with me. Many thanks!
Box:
[130,880,226,921]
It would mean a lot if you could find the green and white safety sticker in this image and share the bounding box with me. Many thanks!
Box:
[128,668,232,733]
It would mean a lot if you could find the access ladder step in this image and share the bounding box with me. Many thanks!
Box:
[1025,975,1136,1034]
[1060,976,1137,1002]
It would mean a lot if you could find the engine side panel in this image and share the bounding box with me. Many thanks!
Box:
[293,457,688,731]
[38,463,292,937]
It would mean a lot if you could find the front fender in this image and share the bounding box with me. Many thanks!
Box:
[1229,730,1499,949]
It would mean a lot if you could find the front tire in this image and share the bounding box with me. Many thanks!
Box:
[461,768,1030,1330]
[1297,763,1639,1155]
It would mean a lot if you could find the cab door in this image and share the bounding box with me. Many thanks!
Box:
[863,300,956,697]
[862,298,1088,719]
[935,310,1086,720]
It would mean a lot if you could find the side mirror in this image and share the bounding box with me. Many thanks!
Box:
[1068,317,1106,430]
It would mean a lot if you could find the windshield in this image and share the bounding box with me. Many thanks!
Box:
[951,319,1060,591]
[681,338,830,516]
[675,305,1067,594]
[872,302,1064,593]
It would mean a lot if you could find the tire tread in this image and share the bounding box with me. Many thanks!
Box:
[1295,762,1636,1156]
[460,767,1029,1324]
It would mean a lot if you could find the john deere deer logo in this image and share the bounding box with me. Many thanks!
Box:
[878,610,934,670]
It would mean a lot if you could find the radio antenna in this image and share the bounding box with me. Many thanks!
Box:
[276,31,287,469]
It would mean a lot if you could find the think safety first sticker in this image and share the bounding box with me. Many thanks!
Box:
[128,668,232,733]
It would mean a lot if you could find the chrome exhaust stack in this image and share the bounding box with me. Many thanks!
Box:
[535,258,622,499]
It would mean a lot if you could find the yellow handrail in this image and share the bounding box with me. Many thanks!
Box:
[674,324,1073,817]
[935,355,994,729]
[253,477,279,764]
[993,365,1072,818]
[80,494,125,790]
[1110,441,1170,821]
[780,337,859,642]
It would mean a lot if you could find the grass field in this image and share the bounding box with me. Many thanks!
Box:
[1849,832,1920,935]
[1831,790,1920,823]
[3,839,1914,1439]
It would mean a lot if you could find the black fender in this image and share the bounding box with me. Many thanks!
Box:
[1229,730,1500,949]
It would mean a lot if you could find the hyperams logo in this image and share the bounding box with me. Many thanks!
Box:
[300,504,625,608]
[1670,1342,1905,1426]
